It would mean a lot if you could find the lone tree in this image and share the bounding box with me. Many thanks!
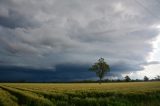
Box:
[124,75,131,82]
[89,58,110,84]
[144,76,149,81]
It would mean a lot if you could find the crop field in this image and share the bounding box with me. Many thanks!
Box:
[0,82,160,106]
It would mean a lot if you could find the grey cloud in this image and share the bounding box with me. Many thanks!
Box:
[0,10,39,28]
[110,61,144,73]
[142,61,160,66]
[0,0,160,80]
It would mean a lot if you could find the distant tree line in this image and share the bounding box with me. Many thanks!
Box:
[105,75,160,82]
[74,75,160,83]
[0,75,160,83]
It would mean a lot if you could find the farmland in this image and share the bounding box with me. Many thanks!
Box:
[0,82,160,106]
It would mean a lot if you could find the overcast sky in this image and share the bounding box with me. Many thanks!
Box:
[0,0,160,81]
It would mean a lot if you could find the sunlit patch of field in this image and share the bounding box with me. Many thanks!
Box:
[0,82,160,106]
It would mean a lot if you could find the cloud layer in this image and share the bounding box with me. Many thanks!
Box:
[0,0,160,81]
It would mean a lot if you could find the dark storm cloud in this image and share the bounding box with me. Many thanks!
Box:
[0,10,38,28]
[0,65,95,82]
[0,0,160,81]
[0,62,146,81]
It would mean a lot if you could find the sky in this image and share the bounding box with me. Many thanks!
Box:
[0,0,160,82]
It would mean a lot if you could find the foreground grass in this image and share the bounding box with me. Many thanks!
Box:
[0,88,18,106]
[0,86,54,106]
[0,82,160,106]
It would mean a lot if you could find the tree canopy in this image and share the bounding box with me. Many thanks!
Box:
[124,75,131,82]
[89,58,110,84]
[144,76,149,81]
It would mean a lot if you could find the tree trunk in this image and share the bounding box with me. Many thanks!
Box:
[99,78,102,84]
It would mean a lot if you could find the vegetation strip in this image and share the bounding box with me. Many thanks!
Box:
[0,85,54,106]
[0,82,160,106]
[4,83,160,106]
[3,85,70,105]
[0,88,19,106]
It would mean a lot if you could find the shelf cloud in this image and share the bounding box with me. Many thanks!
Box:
[0,0,160,81]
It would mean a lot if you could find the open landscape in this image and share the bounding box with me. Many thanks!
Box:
[0,82,160,106]
[1,0,160,106]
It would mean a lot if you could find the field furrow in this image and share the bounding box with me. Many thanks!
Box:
[2,86,72,106]
[4,83,160,106]
[0,85,55,106]
[0,88,19,106]
[0,82,160,106]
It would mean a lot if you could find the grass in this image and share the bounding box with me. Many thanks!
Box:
[0,88,18,106]
[0,82,160,106]
[0,86,54,106]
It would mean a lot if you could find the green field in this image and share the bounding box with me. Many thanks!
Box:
[0,82,160,106]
